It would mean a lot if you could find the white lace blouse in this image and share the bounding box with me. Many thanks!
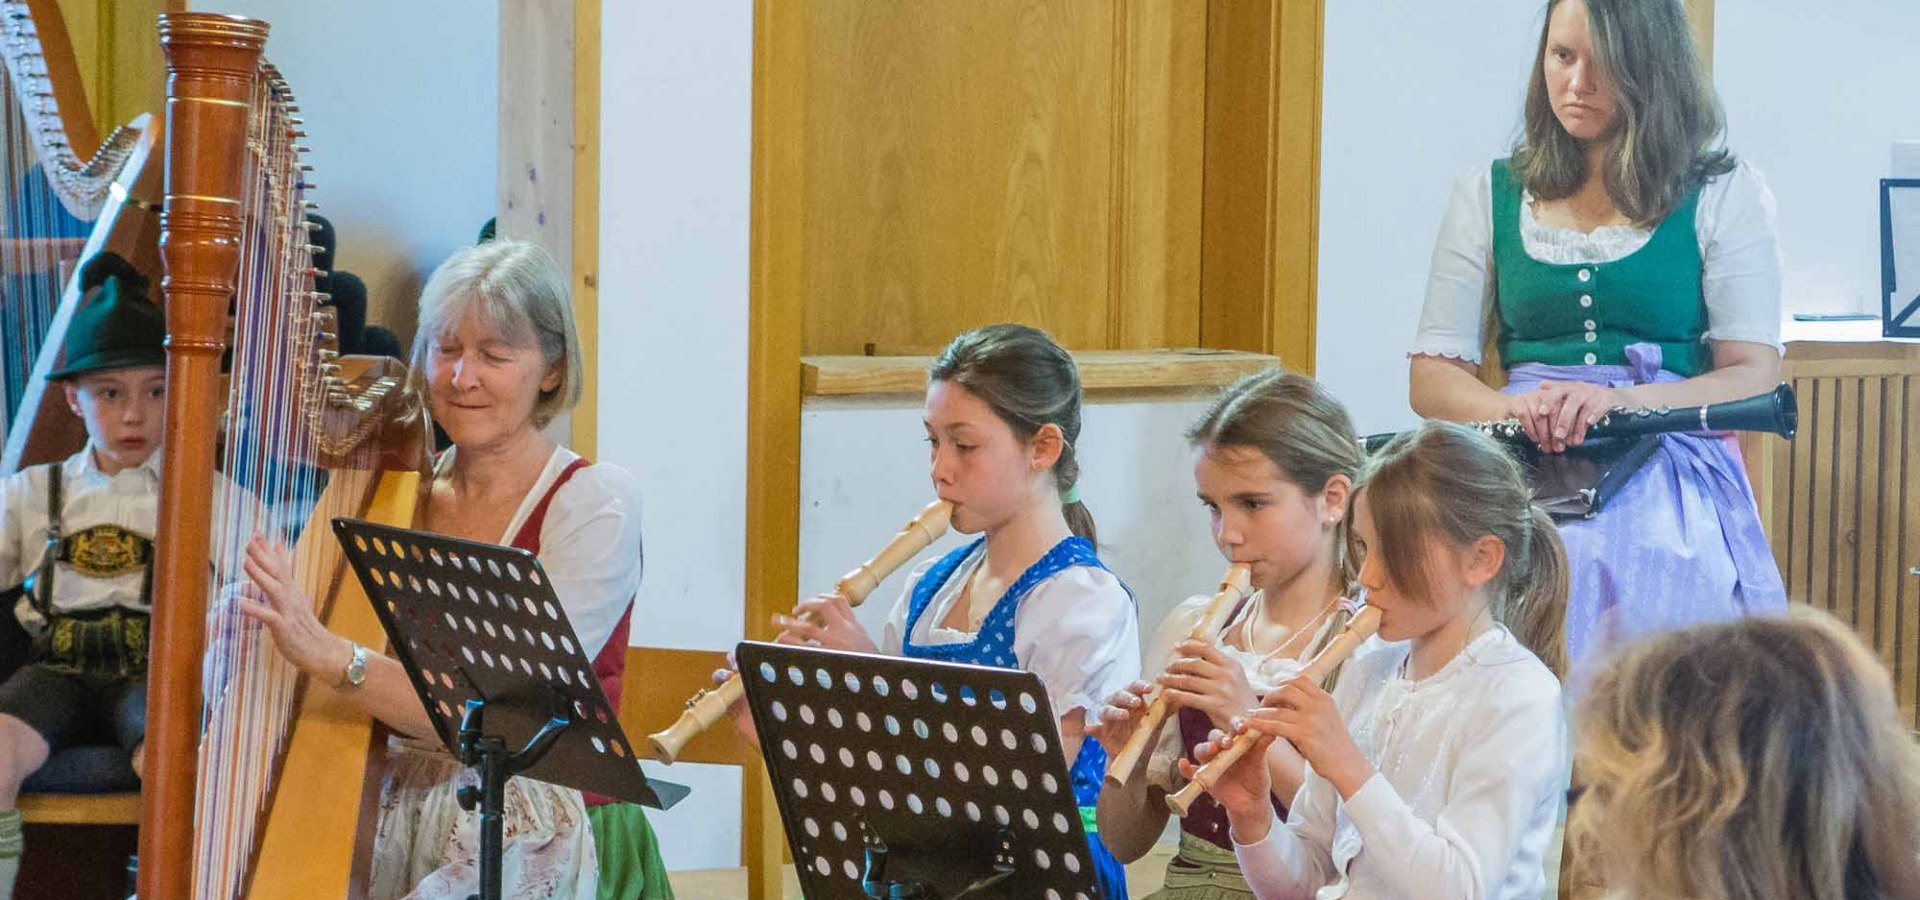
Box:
[1411,159,1784,365]
[1232,627,1568,900]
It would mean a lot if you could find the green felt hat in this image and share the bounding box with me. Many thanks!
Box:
[47,274,166,380]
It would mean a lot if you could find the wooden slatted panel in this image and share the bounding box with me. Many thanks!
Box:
[1859,379,1887,674]
[1834,378,1861,630]
[1897,373,1919,729]
[1782,376,1816,607]
[1766,367,1920,731]
[1808,378,1837,623]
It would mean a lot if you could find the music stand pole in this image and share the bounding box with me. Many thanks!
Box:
[454,699,569,900]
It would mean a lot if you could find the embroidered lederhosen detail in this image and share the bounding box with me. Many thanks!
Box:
[58,524,153,579]
[42,608,150,677]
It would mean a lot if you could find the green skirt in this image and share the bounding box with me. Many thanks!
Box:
[1143,832,1256,900]
[586,802,673,900]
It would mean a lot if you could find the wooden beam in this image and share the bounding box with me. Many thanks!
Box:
[572,0,601,458]
[499,0,592,449]
[746,1,807,896]
[1684,0,1713,71]
[498,0,574,267]
[802,348,1281,398]
[1271,0,1324,375]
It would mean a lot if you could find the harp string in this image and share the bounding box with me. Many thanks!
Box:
[189,66,339,899]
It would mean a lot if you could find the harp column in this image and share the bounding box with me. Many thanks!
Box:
[140,14,266,900]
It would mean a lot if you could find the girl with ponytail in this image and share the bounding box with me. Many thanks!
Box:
[1191,421,1569,899]
[762,323,1140,899]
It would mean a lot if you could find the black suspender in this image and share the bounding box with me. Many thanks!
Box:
[22,463,62,618]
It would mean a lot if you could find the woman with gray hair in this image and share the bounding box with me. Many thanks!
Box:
[239,239,670,898]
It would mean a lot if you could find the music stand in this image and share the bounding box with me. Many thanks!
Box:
[331,517,689,900]
[737,641,1105,899]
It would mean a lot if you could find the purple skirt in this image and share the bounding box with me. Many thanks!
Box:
[1503,344,1787,673]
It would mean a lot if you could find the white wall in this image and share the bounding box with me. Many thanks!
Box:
[188,0,499,337]
[1313,0,1543,433]
[1716,0,1920,315]
[596,1,755,873]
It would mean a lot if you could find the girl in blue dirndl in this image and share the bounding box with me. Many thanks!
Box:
[764,324,1140,899]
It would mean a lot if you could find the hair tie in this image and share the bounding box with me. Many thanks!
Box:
[1063,484,1082,505]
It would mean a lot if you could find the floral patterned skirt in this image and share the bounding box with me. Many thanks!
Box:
[367,738,598,900]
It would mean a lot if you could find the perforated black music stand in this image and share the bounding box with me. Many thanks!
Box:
[738,641,1105,899]
[332,517,689,900]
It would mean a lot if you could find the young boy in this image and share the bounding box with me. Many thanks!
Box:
[0,253,165,898]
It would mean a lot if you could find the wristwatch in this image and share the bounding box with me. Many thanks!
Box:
[342,641,369,688]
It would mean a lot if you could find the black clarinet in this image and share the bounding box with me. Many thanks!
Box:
[1362,383,1798,454]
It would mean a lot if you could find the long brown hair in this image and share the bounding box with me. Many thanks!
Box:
[1511,0,1734,225]
[1360,421,1569,676]
[1186,368,1363,594]
[1571,608,1920,899]
[928,324,1096,545]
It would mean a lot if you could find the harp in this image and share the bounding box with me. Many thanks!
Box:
[0,0,158,471]
[139,14,432,899]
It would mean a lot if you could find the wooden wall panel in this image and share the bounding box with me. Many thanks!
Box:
[1752,344,1920,730]
[798,2,1205,356]
[1109,3,1206,350]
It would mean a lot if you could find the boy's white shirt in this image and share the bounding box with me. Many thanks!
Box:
[0,443,245,623]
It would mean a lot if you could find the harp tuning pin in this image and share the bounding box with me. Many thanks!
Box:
[309,291,333,304]
[308,267,330,280]
[302,200,320,211]
[306,244,325,256]
[287,116,305,126]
